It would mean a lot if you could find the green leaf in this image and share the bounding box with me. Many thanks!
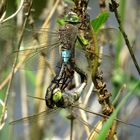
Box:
[91,12,109,32]
[57,18,65,26]
[97,80,140,140]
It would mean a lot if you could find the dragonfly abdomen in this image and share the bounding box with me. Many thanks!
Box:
[61,49,71,63]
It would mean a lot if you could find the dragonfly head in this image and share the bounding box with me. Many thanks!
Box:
[53,88,63,103]
[64,11,80,24]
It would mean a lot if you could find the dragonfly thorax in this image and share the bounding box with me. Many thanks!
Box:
[59,24,78,49]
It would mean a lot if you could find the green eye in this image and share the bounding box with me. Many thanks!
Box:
[53,88,62,103]
[64,12,80,23]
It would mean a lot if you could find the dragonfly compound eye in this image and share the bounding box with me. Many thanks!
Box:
[64,11,80,23]
[53,88,62,103]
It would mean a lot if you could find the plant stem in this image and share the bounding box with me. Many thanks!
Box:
[111,0,140,75]
[0,0,33,127]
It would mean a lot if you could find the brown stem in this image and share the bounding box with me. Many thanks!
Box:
[0,0,33,131]
[110,0,140,75]
[99,0,107,12]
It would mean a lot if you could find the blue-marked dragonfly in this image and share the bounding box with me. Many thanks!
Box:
[44,21,87,108]
[7,12,140,140]
[9,89,140,140]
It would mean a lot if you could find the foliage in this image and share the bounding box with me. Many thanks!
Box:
[0,0,140,140]
[91,12,109,33]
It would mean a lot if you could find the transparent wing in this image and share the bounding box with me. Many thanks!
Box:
[97,27,119,46]
[72,104,140,129]
[1,24,62,72]
[75,44,115,77]
[10,94,140,129]
[24,27,59,34]
[9,41,61,72]
[75,27,119,77]
[9,108,60,125]
[97,27,120,77]
[0,24,59,40]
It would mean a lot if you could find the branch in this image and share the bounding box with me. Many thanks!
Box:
[109,0,140,75]
[0,0,24,24]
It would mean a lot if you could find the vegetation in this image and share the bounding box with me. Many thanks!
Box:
[0,0,140,140]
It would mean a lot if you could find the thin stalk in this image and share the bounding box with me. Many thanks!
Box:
[115,0,126,69]
[70,117,74,140]
[0,0,24,23]
[111,0,140,75]
[0,0,33,127]
[0,0,61,90]
[90,27,99,82]
[99,0,107,12]
[112,84,126,106]
[30,0,61,139]
[42,0,60,28]
[19,65,29,140]
[17,3,29,139]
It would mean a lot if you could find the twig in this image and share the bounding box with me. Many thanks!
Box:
[29,0,61,140]
[112,84,126,105]
[73,0,114,116]
[42,0,61,28]
[0,55,29,90]
[70,116,74,140]
[17,4,29,140]
[6,0,33,105]
[0,99,7,130]
[0,0,33,128]
[109,0,140,75]
[0,0,60,91]
[0,0,24,24]
[99,0,107,12]
[75,73,90,136]
[73,1,116,139]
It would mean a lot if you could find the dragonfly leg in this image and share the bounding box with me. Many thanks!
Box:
[75,64,87,83]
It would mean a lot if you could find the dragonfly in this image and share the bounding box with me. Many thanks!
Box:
[0,12,88,110]
[9,88,140,140]
[8,12,140,140]
[39,12,87,109]
[5,11,116,72]
[3,13,127,139]
[10,82,87,125]
[45,61,87,108]
[9,11,89,129]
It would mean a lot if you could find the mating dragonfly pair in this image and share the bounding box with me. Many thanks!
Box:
[1,12,138,140]
[45,15,87,109]
[22,12,86,110]
[8,11,140,136]
[10,11,89,124]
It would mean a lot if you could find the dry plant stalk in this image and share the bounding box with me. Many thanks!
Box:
[99,0,107,12]
[109,0,140,75]
[0,0,33,130]
[0,0,24,24]
[30,0,61,140]
[73,0,116,139]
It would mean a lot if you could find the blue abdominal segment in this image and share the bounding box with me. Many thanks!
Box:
[61,49,71,63]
